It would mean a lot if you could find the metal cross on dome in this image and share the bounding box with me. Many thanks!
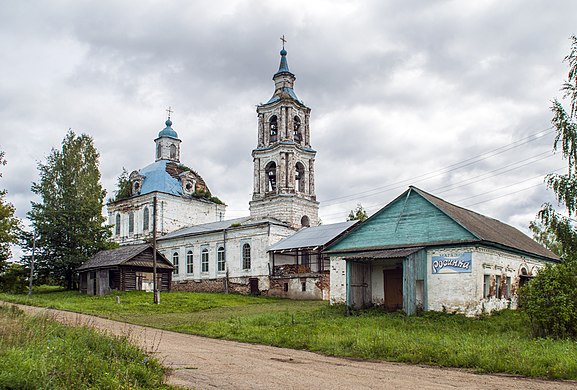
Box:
[166,106,174,119]
[280,35,287,49]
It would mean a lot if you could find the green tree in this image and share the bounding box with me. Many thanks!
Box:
[0,150,20,271]
[27,131,112,289]
[520,36,577,339]
[537,35,577,259]
[347,203,368,222]
[111,167,132,202]
[528,218,563,257]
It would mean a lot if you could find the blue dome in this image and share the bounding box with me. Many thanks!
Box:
[158,119,178,139]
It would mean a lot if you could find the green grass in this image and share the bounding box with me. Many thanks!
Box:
[2,289,577,381]
[0,304,176,389]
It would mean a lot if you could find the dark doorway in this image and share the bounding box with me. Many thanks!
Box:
[249,278,260,295]
[383,268,403,311]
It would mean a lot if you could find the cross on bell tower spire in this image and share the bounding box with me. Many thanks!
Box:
[280,35,287,49]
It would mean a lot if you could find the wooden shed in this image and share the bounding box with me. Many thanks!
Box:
[78,244,174,296]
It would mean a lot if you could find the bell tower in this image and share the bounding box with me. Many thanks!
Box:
[249,45,319,228]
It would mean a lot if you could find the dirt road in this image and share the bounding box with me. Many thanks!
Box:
[4,302,575,390]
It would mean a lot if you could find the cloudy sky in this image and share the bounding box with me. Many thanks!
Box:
[2,0,576,258]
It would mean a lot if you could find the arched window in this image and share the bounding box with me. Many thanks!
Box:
[143,207,149,231]
[217,246,225,272]
[265,162,277,192]
[128,212,134,234]
[156,143,162,159]
[269,115,278,142]
[242,243,251,270]
[301,215,310,227]
[172,252,179,275]
[186,250,193,274]
[293,116,302,143]
[201,248,209,273]
[170,144,177,159]
[295,162,305,192]
[115,213,120,235]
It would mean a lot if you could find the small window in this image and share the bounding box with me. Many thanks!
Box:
[495,275,501,299]
[283,283,288,292]
[505,276,511,299]
[143,207,149,231]
[483,274,491,298]
[156,143,162,159]
[186,250,193,274]
[242,243,251,270]
[172,252,179,275]
[301,282,306,292]
[217,246,225,272]
[170,144,177,159]
[128,212,134,234]
[201,248,209,273]
[115,213,120,235]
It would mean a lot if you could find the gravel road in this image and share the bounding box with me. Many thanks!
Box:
[4,302,576,390]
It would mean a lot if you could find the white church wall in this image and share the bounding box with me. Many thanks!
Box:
[108,192,225,245]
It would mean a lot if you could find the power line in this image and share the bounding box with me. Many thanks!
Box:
[322,126,554,205]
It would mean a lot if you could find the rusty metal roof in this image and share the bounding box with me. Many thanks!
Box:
[411,187,559,261]
[344,247,424,261]
[77,244,173,271]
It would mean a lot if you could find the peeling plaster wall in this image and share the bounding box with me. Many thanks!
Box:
[108,192,226,244]
[330,257,347,304]
[427,246,547,316]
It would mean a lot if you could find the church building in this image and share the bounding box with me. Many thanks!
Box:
[104,46,332,298]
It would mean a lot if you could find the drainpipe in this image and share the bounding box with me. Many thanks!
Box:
[223,227,229,294]
[346,260,351,315]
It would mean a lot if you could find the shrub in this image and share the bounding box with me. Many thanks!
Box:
[518,260,577,339]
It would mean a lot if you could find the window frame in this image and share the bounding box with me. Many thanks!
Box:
[172,251,179,275]
[242,243,251,270]
[115,213,121,235]
[217,246,225,273]
[186,249,194,274]
[201,247,209,273]
[143,207,149,231]
[128,212,134,235]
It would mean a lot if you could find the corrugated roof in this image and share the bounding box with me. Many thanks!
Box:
[344,247,424,261]
[268,221,358,252]
[158,216,266,240]
[77,244,173,271]
[411,186,558,261]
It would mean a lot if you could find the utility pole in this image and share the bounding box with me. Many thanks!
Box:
[153,195,159,304]
[28,230,36,296]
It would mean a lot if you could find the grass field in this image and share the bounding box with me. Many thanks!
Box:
[2,288,577,381]
[0,303,176,389]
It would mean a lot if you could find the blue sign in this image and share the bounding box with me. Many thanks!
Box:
[432,252,472,274]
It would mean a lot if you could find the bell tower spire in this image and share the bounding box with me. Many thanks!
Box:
[249,42,319,228]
